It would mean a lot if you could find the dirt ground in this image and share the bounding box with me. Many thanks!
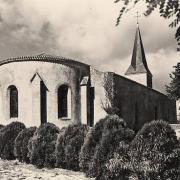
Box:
[0,159,92,180]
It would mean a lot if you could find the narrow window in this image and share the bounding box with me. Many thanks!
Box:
[134,101,138,132]
[89,87,94,127]
[58,85,71,118]
[8,85,18,118]
[167,108,169,120]
[154,106,158,120]
[40,81,47,124]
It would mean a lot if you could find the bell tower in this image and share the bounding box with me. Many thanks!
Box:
[125,13,152,88]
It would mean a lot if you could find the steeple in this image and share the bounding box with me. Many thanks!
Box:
[125,23,153,88]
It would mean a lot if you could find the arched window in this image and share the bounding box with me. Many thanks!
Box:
[8,85,18,118]
[58,85,71,118]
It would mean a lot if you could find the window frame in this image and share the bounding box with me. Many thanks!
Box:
[57,84,71,120]
[8,85,18,118]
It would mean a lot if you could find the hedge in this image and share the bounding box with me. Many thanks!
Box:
[0,124,4,129]
[99,142,132,180]
[56,124,89,171]
[99,120,180,180]
[79,116,109,173]
[91,116,134,178]
[28,123,60,168]
[14,127,37,163]
[129,120,180,180]
[0,121,26,160]
[79,114,134,178]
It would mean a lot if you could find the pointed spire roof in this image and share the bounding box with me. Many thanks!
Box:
[125,24,152,76]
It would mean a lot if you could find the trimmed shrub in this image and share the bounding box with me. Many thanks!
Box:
[90,116,134,178]
[0,121,26,160]
[99,120,180,180]
[129,120,180,180]
[79,115,134,178]
[14,127,37,163]
[28,123,60,168]
[56,124,89,171]
[0,124,4,129]
[99,142,134,180]
[79,116,110,173]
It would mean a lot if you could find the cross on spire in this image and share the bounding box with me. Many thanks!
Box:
[135,11,141,25]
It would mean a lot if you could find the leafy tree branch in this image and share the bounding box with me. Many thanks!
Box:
[115,0,180,51]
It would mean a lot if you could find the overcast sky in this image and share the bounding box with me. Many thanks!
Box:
[0,0,179,93]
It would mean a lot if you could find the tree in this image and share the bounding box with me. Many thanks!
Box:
[115,0,180,51]
[166,63,180,100]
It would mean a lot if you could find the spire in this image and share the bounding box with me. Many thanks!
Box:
[125,24,152,76]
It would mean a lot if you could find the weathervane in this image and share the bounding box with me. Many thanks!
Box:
[135,11,141,25]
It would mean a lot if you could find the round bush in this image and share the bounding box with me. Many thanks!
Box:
[0,124,4,129]
[129,120,180,180]
[14,127,37,163]
[79,115,133,178]
[89,116,134,178]
[79,116,109,173]
[0,121,26,160]
[99,142,133,180]
[28,123,60,168]
[55,124,89,171]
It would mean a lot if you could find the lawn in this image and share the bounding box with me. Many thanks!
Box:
[0,159,93,180]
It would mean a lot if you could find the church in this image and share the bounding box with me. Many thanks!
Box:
[0,25,177,130]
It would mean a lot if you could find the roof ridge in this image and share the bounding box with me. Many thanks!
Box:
[0,54,90,69]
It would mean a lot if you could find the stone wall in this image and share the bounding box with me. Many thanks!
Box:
[102,72,177,130]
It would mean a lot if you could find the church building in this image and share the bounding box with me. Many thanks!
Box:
[0,25,177,130]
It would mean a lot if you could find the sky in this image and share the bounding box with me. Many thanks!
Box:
[0,0,179,93]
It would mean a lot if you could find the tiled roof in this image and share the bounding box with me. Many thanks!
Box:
[0,53,89,70]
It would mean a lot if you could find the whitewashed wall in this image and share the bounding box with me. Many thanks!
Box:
[0,61,82,128]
